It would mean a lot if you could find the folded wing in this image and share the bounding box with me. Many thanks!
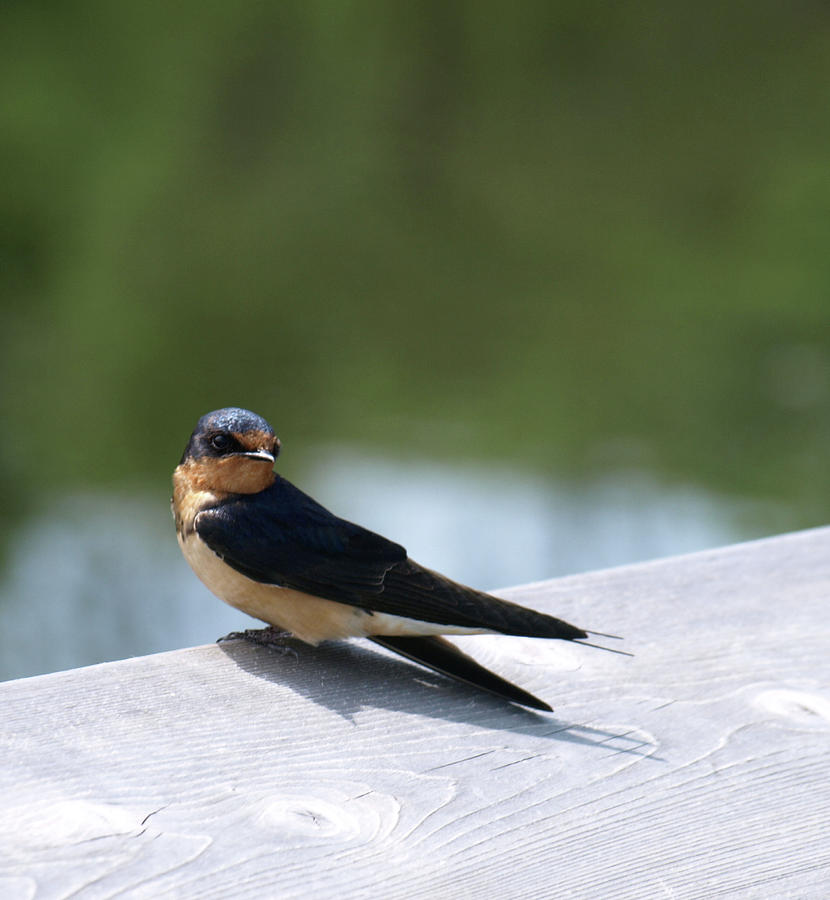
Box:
[196,475,586,640]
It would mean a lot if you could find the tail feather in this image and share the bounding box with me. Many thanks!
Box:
[369,634,553,712]
[370,560,590,641]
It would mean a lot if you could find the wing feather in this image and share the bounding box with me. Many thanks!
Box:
[195,476,406,602]
[196,475,586,639]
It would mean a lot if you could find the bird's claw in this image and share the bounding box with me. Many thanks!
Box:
[217,626,297,658]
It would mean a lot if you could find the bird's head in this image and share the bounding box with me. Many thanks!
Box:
[177,407,280,495]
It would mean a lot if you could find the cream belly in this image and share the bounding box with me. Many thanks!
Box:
[179,532,485,645]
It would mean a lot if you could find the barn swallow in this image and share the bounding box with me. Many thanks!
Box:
[173,408,623,711]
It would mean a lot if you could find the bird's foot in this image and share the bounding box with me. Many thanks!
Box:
[217,627,297,657]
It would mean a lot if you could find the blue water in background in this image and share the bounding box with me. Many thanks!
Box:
[0,447,771,682]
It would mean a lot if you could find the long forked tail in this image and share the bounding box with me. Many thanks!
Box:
[369,635,553,712]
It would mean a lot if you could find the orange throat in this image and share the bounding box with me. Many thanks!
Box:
[172,456,274,535]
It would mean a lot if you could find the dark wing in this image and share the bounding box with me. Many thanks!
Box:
[195,476,407,605]
[366,559,588,639]
[196,476,587,641]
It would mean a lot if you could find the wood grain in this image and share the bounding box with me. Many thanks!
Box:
[1,527,829,899]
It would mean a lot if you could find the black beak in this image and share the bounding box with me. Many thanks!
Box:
[238,449,275,464]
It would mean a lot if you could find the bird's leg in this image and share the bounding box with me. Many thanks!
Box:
[217,626,297,657]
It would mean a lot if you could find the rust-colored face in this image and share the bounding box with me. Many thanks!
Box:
[175,451,276,497]
[174,409,281,500]
[233,429,279,458]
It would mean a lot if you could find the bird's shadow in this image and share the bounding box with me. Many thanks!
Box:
[217,632,654,758]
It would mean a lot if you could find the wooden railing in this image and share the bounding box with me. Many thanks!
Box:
[2,527,828,898]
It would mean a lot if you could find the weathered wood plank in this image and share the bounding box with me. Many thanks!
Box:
[1,527,829,899]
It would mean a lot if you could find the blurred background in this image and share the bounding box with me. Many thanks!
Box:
[2,2,829,681]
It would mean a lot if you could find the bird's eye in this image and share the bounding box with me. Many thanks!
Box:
[210,433,232,452]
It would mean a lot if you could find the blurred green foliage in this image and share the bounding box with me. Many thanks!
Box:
[1,1,830,522]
